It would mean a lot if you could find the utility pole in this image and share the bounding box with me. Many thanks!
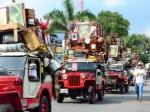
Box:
[78,0,84,12]
[12,0,16,3]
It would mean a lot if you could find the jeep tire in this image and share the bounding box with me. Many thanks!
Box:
[88,86,96,104]
[0,104,14,112]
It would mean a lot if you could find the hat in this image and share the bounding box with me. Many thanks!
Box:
[137,62,143,65]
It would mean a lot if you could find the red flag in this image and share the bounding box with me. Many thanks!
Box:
[37,17,50,43]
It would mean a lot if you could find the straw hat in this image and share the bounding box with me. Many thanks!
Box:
[137,62,143,65]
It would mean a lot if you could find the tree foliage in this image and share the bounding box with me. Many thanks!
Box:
[74,9,96,22]
[97,11,130,37]
[44,0,96,34]
[44,10,67,33]
[124,34,150,53]
[63,0,74,21]
[124,34,150,63]
[140,54,149,64]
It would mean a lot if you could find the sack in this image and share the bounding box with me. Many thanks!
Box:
[24,28,40,51]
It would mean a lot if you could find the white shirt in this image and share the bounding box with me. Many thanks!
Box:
[29,63,37,78]
[134,69,146,84]
[30,69,37,78]
[96,69,102,84]
[96,69,101,75]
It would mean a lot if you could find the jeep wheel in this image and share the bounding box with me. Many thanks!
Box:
[0,104,14,112]
[57,94,64,103]
[119,83,125,94]
[88,86,96,104]
[39,96,51,112]
[125,84,129,92]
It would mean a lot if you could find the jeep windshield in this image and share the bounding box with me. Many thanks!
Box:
[65,62,97,72]
[0,56,25,76]
[109,64,123,71]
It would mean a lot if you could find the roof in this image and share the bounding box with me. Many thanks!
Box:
[0,52,37,57]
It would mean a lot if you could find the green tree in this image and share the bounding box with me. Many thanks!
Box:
[124,34,150,53]
[74,9,96,22]
[44,0,96,33]
[97,11,130,36]
[124,34,150,63]
[140,54,149,64]
[44,10,68,33]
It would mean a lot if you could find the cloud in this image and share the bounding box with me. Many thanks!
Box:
[101,0,127,8]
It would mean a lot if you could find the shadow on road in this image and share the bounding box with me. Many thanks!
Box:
[61,86,150,105]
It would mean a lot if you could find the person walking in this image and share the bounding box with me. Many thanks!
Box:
[133,62,147,102]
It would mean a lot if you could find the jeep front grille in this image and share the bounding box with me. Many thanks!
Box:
[68,75,80,86]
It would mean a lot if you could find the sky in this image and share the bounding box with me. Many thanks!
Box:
[0,0,150,37]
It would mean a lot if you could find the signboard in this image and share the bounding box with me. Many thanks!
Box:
[78,22,91,39]
[55,47,63,53]
[67,49,74,59]
[0,8,7,25]
[25,9,35,19]
[109,45,118,57]
[8,3,25,26]
[72,62,77,71]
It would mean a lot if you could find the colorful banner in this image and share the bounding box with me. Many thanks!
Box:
[109,45,118,57]
[78,22,91,39]
[72,63,77,71]
[55,47,63,53]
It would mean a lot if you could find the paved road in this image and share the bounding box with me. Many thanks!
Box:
[52,81,150,112]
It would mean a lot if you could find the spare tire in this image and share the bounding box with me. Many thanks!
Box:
[0,104,14,112]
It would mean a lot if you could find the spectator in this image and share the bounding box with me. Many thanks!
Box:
[133,62,147,102]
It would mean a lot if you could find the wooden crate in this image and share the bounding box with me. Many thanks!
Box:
[0,23,25,42]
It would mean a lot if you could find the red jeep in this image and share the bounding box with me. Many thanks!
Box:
[105,63,129,94]
[57,61,105,104]
[0,51,54,112]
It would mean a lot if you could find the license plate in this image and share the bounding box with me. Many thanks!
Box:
[60,89,68,94]
[111,79,116,83]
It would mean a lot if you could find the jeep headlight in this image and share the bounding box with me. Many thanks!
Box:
[80,73,86,79]
[62,74,68,80]
[91,44,96,49]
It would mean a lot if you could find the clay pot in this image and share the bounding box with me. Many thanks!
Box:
[97,36,104,43]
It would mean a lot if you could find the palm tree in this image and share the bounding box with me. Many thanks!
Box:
[74,9,96,22]
[44,0,96,34]
[44,10,68,33]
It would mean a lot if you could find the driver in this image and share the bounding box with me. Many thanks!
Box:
[29,60,38,79]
